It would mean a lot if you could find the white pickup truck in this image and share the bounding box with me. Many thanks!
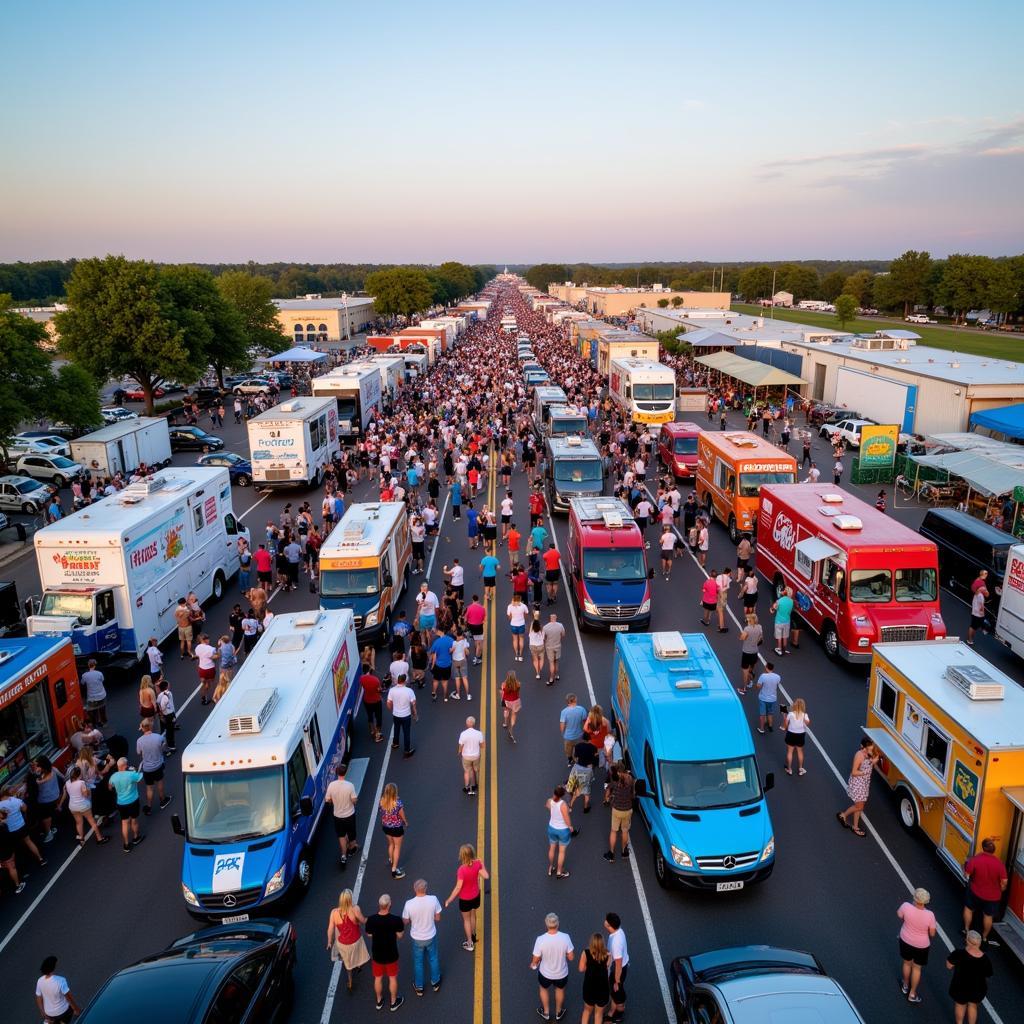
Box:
[905,314,936,324]
[820,418,875,449]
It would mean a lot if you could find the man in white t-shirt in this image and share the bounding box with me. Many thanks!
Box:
[605,912,630,1019]
[402,879,443,994]
[530,912,574,1021]
[35,955,79,1023]
[387,674,418,758]
[194,634,217,705]
[451,629,471,700]
[389,652,410,690]
[416,584,440,633]
[324,762,359,866]
[633,497,653,548]
[458,716,484,796]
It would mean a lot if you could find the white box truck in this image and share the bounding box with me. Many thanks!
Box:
[404,352,428,379]
[995,543,1024,659]
[247,397,340,488]
[311,363,383,440]
[27,467,247,669]
[71,417,173,478]
[366,354,407,399]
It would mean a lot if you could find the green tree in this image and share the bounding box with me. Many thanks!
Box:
[935,254,988,323]
[842,269,874,306]
[46,363,102,430]
[779,265,819,303]
[216,271,283,358]
[834,294,858,330]
[886,250,933,317]
[670,296,684,308]
[56,256,206,415]
[433,262,477,304]
[524,264,569,292]
[737,265,774,301]
[657,298,669,308]
[364,268,435,318]
[821,271,846,303]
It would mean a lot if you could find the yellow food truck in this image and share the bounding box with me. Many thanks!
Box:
[864,640,1024,956]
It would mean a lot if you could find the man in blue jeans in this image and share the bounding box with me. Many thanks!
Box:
[387,674,418,758]
[755,662,782,735]
[402,879,443,996]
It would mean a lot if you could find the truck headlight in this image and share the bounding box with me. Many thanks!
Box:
[760,835,775,862]
[182,883,199,907]
[931,613,944,625]
[639,598,651,614]
[265,866,286,897]
[670,845,692,868]
[583,598,598,616]
[854,615,869,626]
[364,607,379,628]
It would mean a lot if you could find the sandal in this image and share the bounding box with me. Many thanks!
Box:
[836,812,850,829]
[852,827,867,837]
[556,871,570,879]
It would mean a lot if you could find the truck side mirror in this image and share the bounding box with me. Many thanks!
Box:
[382,573,393,589]
[171,813,185,837]
[634,779,649,798]
[300,795,314,817]
[763,772,775,793]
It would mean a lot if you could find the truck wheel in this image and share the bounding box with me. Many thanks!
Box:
[22,502,35,514]
[52,474,66,488]
[294,849,313,896]
[236,474,250,487]
[653,844,670,889]
[823,622,840,661]
[897,788,919,832]
[212,572,225,602]
[728,516,738,544]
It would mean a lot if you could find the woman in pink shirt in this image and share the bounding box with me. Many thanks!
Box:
[700,576,719,627]
[444,842,490,953]
[897,888,937,1004]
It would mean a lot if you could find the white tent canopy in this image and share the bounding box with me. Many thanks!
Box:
[910,449,1024,497]
[257,346,328,364]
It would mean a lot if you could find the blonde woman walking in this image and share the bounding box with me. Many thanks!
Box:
[327,888,371,993]
[444,843,489,952]
[58,766,109,847]
[528,617,546,680]
[837,738,879,837]
[578,932,611,1023]
[783,699,810,775]
[379,783,408,879]
[212,671,232,704]
[501,672,522,743]
[138,675,159,731]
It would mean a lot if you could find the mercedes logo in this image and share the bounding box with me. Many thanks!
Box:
[722,856,736,870]
[222,893,237,908]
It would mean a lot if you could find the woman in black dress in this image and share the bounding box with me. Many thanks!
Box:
[946,930,993,1024]
[578,932,610,1023]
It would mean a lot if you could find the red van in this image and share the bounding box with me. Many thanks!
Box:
[658,422,700,481]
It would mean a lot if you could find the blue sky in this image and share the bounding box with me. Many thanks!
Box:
[2,0,1022,263]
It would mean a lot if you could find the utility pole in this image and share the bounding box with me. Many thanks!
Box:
[770,269,776,320]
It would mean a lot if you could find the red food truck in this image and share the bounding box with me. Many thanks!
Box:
[756,483,946,662]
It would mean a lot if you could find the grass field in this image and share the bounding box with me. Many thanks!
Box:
[731,303,1023,360]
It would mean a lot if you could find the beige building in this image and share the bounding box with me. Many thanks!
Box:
[274,294,376,344]
[548,283,730,316]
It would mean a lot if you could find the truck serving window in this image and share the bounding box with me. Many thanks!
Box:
[849,569,891,603]
[738,471,795,497]
[335,397,357,419]
[39,592,92,626]
[659,756,762,810]
[320,567,379,596]
[553,460,602,483]
[582,549,646,581]
[184,766,284,843]
[632,383,674,401]
[673,438,697,455]
[895,568,937,602]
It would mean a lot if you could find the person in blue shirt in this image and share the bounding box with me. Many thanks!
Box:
[47,496,63,523]
[428,631,456,702]
[480,553,500,600]
[466,502,480,549]
[529,518,548,555]
[108,757,145,852]
[451,479,462,520]
[333,493,345,522]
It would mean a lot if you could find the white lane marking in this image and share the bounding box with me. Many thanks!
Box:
[546,511,679,1024]
[663,497,1005,1024]
[319,725,396,1024]
[238,490,272,520]
[425,491,452,580]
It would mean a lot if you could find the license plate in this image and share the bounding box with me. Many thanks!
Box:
[610,624,629,632]
[716,880,744,892]
[222,913,250,924]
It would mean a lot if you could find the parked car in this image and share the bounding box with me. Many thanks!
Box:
[101,407,140,424]
[0,475,52,514]
[115,385,166,402]
[77,919,297,1024]
[197,451,252,486]
[819,418,875,447]
[906,314,935,324]
[232,378,275,395]
[158,379,187,393]
[169,426,225,452]
[15,453,87,487]
[6,434,71,458]
[671,945,865,1023]
[187,386,226,405]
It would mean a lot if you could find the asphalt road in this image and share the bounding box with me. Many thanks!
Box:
[2,372,1023,1024]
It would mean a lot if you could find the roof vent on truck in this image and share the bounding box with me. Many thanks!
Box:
[725,434,758,447]
[652,632,689,660]
[228,687,280,735]
[946,664,1004,701]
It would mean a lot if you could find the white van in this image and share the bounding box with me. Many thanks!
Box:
[247,397,339,488]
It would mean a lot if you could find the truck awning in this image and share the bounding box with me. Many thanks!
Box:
[1002,786,1024,814]
[862,727,946,801]
[795,537,841,562]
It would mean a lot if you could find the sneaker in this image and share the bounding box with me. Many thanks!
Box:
[907,994,922,1004]
[123,844,132,854]
[159,796,172,810]
[466,693,472,701]
[535,1009,550,1021]
[799,768,807,776]
[450,692,460,701]
[432,693,438,703]
[757,727,765,735]
[985,937,1002,948]
[340,855,348,867]
[349,842,360,853]
[43,828,57,843]
[393,867,406,879]
[432,979,442,992]
[376,998,385,1011]
[603,851,615,862]
[774,647,783,656]
[462,940,475,952]
[900,979,909,995]
[403,749,416,759]
[556,1011,567,1021]
[621,845,631,858]
[412,987,424,997]
[132,834,146,847]
[14,882,26,894]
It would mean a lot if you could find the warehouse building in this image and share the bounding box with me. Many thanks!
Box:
[274,294,376,344]
[547,283,730,316]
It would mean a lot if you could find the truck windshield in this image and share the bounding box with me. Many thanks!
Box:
[632,383,674,401]
[185,766,284,843]
[552,418,588,435]
[335,397,357,420]
[320,567,380,596]
[673,438,698,455]
[554,460,603,484]
[849,568,891,603]
[583,549,646,582]
[738,470,796,497]
[659,756,762,810]
[895,567,938,602]
[39,592,92,626]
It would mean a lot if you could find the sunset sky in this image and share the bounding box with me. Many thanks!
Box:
[3,0,1022,263]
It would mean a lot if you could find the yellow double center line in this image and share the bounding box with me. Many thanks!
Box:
[474,445,501,1023]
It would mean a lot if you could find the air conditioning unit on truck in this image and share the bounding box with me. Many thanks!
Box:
[27,467,247,671]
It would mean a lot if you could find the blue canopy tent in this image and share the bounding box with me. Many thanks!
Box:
[258,346,329,364]
[677,328,740,348]
[969,403,1024,441]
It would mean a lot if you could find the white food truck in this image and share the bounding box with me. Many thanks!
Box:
[995,543,1024,659]
[311,363,383,440]
[608,357,677,426]
[247,397,340,488]
[27,467,246,669]
[70,417,173,478]
[366,354,407,399]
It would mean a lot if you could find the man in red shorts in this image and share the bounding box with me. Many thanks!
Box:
[364,893,406,1012]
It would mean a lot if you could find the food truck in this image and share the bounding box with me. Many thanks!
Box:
[864,640,1024,954]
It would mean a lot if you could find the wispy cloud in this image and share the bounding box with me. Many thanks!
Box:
[762,144,930,169]
[681,98,704,109]
[981,146,1024,157]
